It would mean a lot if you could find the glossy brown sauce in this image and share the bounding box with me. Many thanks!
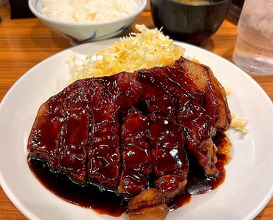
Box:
[28,132,231,217]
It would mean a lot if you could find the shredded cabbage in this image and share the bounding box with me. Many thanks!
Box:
[230,112,248,133]
[224,89,248,133]
[69,25,185,82]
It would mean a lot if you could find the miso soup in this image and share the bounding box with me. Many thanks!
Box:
[173,0,213,4]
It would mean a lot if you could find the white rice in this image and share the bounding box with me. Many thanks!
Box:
[41,0,139,22]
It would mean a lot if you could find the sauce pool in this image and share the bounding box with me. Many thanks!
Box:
[28,132,231,216]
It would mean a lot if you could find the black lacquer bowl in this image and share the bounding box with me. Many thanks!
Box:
[150,0,231,45]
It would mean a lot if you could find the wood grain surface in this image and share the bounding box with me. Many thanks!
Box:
[0,2,272,220]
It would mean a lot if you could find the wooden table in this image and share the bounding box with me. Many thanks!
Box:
[0,3,272,220]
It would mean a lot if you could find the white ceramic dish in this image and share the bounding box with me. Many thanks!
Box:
[28,0,147,43]
[1,39,273,220]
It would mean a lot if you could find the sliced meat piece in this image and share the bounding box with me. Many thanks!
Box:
[149,64,204,103]
[87,72,141,109]
[88,73,142,188]
[88,106,120,188]
[56,80,91,184]
[149,120,186,177]
[206,67,232,131]
[115,72,141,108]
[137,68,175,101]
[148,119,189,199]
[87,78,120,188]
[27,90,67,170]
[128,188,168,220]
[57,113,89,184]
[118,107,152,196]
[145,94,176,119]
[177,93,219,177]
[136,68,178,121]
[119,170,147,197]
[173,57,231,131]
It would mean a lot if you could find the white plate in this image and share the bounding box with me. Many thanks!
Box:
[1,39,273,220]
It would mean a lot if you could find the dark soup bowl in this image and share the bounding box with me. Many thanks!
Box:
[150,0,231,45]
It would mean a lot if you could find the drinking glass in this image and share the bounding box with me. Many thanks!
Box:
[232,0,273,75]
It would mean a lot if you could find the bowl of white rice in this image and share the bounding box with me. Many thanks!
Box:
[28,0,147,43]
